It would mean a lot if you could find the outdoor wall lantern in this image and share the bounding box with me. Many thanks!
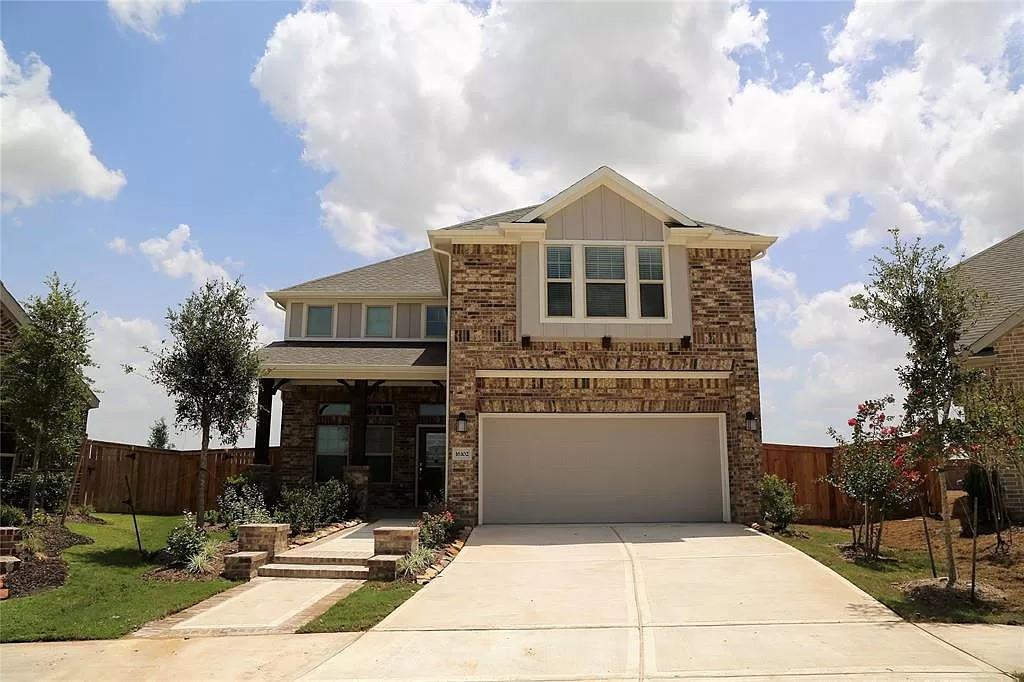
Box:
[456,412,468,433]
[744,411,760,432]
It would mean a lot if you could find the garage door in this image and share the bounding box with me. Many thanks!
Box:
[479,414,728,524]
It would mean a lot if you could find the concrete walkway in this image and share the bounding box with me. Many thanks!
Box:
[301,523,1016,680]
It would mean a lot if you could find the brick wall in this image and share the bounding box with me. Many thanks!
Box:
[279,384,445,507]
[990,322,1024,518]
[447,244,763,523]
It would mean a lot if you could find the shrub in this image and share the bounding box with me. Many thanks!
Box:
[218,479,272,538]
[418,507,455,549]
[759,473,803,532]
[20,533,46,559]
[186,539,221,575]
[2,470,74,512]
[273,479,352,534]
[0,504,26,527]
[166,512,206,563]
[396,546,438,580]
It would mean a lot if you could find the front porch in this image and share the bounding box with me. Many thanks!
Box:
[254,341,448,514]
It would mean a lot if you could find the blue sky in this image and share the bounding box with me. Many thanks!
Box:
[2,1,1021,448]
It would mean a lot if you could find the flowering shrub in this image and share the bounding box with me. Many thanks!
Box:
[418,506,455,549]
[166,512,207,563]
[218,476,272,538]
[827,395,921,557]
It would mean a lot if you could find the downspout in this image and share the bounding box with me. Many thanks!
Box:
[431,244,453,504]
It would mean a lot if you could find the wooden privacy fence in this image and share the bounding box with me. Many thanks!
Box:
[762,442,948,526]
[75,439,280,515]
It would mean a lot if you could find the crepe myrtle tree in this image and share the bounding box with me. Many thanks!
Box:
[127,279,260,528]
[1,274,95,522]
[827,396,921,558]
[147,417,174,449]
[851,229,985,587]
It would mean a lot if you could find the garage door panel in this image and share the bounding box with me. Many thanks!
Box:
[481,415,725,524]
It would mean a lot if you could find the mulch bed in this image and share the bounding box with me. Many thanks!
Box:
[897,577,1009,612]
[5,521,94,597]
[413,527,472,585]
[145,539,239,583]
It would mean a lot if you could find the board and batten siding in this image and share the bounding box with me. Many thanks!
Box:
[335,303,361,338]
[396,303,422,338]
[545,185,665,241]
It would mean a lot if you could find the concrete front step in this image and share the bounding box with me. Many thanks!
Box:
[272,553,371,566]
[257,563,370,580]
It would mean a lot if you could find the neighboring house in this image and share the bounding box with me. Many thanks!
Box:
[255,167,775,524]
[957,229,1024,519]
[0,281,100,480]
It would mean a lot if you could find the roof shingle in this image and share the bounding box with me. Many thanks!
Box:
[274,249,442,296]
[260,341,446,367]
[956,229,1024,352]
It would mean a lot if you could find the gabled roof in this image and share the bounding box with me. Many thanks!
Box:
[439,205,539,231]
[268,249,443,300]
[956,229,1024,355]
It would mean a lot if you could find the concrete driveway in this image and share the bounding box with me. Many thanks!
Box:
[304,523,1010,681]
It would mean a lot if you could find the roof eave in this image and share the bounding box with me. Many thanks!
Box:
[960,305,1024,357]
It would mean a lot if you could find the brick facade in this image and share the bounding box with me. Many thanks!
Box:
[988,322,1024,518]
[446,244,764,523]
[279,383,445,508]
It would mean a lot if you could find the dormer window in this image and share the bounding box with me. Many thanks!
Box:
[584,246,626,318]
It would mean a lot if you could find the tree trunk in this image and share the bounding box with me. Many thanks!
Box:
[26,430,44,523]
[874,508,886,557]
[938,473,958,588]
[194,424,210,528]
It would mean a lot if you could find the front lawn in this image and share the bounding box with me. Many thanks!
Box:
[298,581,421,633]
[778,522,1024,624]
[0,513,233,642]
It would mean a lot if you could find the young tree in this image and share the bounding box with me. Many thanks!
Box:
[851,230,985,587]
[827,396,921,558]
[1,274,95,522]
[129,279,260,527]
[147,417,174,449]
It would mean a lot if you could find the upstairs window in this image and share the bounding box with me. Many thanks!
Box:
[425,305,448,338]
[306,305,334,337]
[546,246,573,317]
[638,247,666,318]
[584,246,626,317]
[365,305,393,337]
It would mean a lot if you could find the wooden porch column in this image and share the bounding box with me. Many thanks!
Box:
[349,379,368,466]
[254,378,274,465]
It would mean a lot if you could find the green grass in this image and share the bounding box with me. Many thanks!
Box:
[777,524,1021,624]
[299,581,422,633]
[0,513,234,642]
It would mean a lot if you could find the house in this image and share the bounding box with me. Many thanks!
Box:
[0,281,100,479]
[957,228,1024,518]
[254,167,776,524]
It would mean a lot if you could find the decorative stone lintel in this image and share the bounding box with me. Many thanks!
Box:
[237,523,290,558]
[374,526,419,555]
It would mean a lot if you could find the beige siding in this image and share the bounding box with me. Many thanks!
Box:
[396,303,422,338]
[546,186,665,242]
[288,303,303,337]
[335,303,360,337]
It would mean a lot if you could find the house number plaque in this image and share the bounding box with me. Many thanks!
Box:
[452,447,474,461]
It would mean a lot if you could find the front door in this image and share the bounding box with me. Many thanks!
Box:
[417,427,446,507]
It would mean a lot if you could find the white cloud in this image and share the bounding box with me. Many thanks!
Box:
[0,43,125,212]
[107,0,193,40]
[252,1,1023,259]
[138,224,230,287]
[107,236,132,255]
[761,365,797,381]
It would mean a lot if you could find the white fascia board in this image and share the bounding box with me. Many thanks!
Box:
[268,291,446,304]
[964,306,1024,356]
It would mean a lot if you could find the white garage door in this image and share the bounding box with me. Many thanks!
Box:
[479,414,729,524]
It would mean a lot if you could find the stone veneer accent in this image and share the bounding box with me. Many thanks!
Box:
[373,526,419,555]
[237,523,290,558]
[0,527,21,556]
[446,244,764,524]
[278,384,445,507]
[988,322,1024,518]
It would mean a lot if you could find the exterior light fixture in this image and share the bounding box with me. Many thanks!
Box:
[456,412,468,433]
[744,411,759,432]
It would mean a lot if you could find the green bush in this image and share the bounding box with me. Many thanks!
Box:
[418,507,455,549]
[759,473,803,532]
[2,470,74,512]
[186,539,221,575]
[273,479,352,535]
[218,479,272,538]
[165,512,206,563]
[0,504,26,527]
[396,546,437,579]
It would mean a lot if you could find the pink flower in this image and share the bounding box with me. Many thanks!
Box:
[848,418,858,427]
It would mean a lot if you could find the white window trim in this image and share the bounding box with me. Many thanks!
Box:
[637,246,667,319]
[305,304,335,338]
[366,424,395,484]
[540,241,673,324]
[544,245,574,318]
[363,303,397,338]
[422,304,449,339]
